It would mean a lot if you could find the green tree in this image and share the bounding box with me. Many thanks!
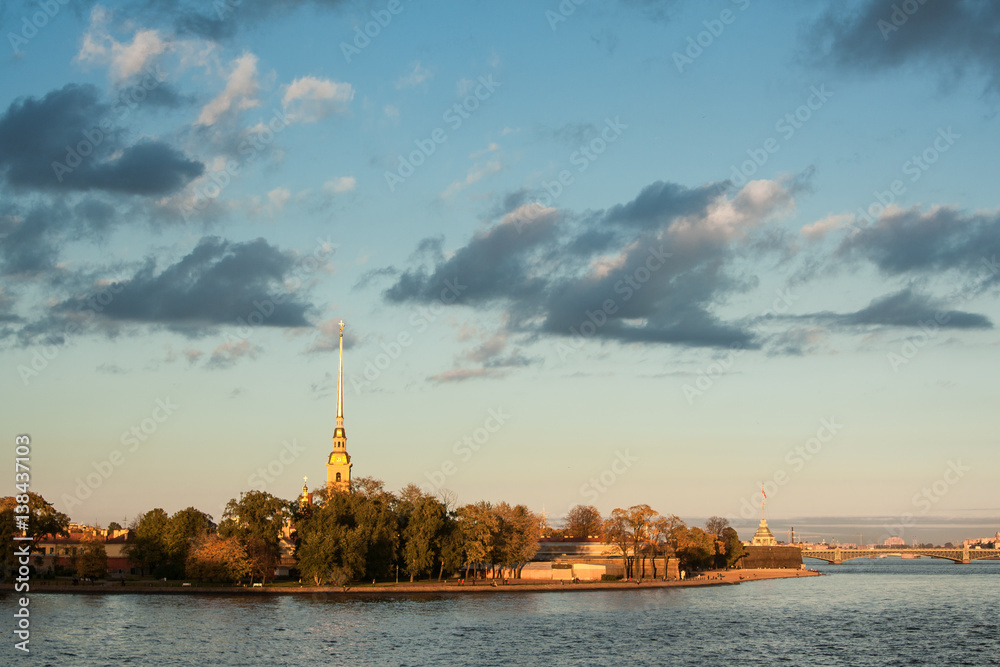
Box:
[401,492,447,582]
[75,537,108,579]
[219,491,289,584]
[124,508,170,576]
[565,505,603,539]
[107,521,123,532]
[165,507,213,576]
[721,527,746,568]
[0,492,70,580]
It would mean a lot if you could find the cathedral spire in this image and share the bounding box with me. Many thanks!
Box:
[336,320,345,437]
[327,320,352,491]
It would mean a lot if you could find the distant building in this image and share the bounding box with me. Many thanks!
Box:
[884,536,905,547]
[34,527,135,576]
[751,519,778,546]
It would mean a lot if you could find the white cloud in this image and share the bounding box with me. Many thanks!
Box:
[75,6,169,83]
[198,53,260,126]
[395,61,433,89]
[441,160,503,199]
[384,104,400,120]
[324,176,357,195]
[268,187,291,211]
[801,213,853,240]
[282,76,354,123]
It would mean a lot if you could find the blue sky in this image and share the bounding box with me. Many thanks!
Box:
[2,0,999,544]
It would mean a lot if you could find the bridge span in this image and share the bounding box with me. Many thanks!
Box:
[801,546,1000,564]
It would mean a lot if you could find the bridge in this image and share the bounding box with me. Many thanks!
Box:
[801,546,1000,564]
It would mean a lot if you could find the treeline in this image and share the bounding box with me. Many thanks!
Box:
[556,505,746,578]
[2,489,747,585]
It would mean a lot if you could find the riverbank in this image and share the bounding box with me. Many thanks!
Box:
[5,568,821,596]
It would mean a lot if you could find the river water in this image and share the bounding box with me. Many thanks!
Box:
[6,559,999,666]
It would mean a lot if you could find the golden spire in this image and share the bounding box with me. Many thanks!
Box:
[335,320,345,438]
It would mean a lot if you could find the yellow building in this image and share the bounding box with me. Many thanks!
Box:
[326,320,352,491]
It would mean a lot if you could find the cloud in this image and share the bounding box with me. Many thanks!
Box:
[395,62,433,89]
[198,53,260,126]
[324,176,356,194]
[381,177,799,350]
[0,84,203,195]
[55,237,314,333]
[441,160,503,199]
[207,339,260,369]
[429,368,504,383]
[282,76,354,123]
[76,7,171,83]
[836,205,1000,280]
[801,213,853,241]
[809,0,1000,92]
[838,288,992,330]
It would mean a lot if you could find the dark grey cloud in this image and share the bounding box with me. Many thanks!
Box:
[379,179,784,350]
[0,204,64,277]
[841,288,992,329]
[810,0,1000,92]
[56,236,313,331]
[837,206,1000,281]
[0,84,203,195]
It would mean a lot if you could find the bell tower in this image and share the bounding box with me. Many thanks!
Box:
[327,320,352,492]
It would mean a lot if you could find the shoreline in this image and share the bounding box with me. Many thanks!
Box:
[4,568,821,596]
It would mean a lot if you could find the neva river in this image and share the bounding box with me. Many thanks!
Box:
[8,559,999,666]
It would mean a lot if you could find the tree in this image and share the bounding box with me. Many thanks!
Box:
[295,480,398,585]
[186,535,250,583]
[124,508,170,576]
[0,492,70,580]
[219,491,290,584]
[75,537,108,579]
[165,507,213,576]
[721,527,746,568]
[674,526,715,570]
[492,503,540,578]
[603,511,632,578]
[107,522,123,532]
[457,502,497,580]
[565,505,603,539]
[401,492,447,582]
[705,516,730,537]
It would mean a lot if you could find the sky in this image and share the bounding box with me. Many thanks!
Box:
[2,0,999,545]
